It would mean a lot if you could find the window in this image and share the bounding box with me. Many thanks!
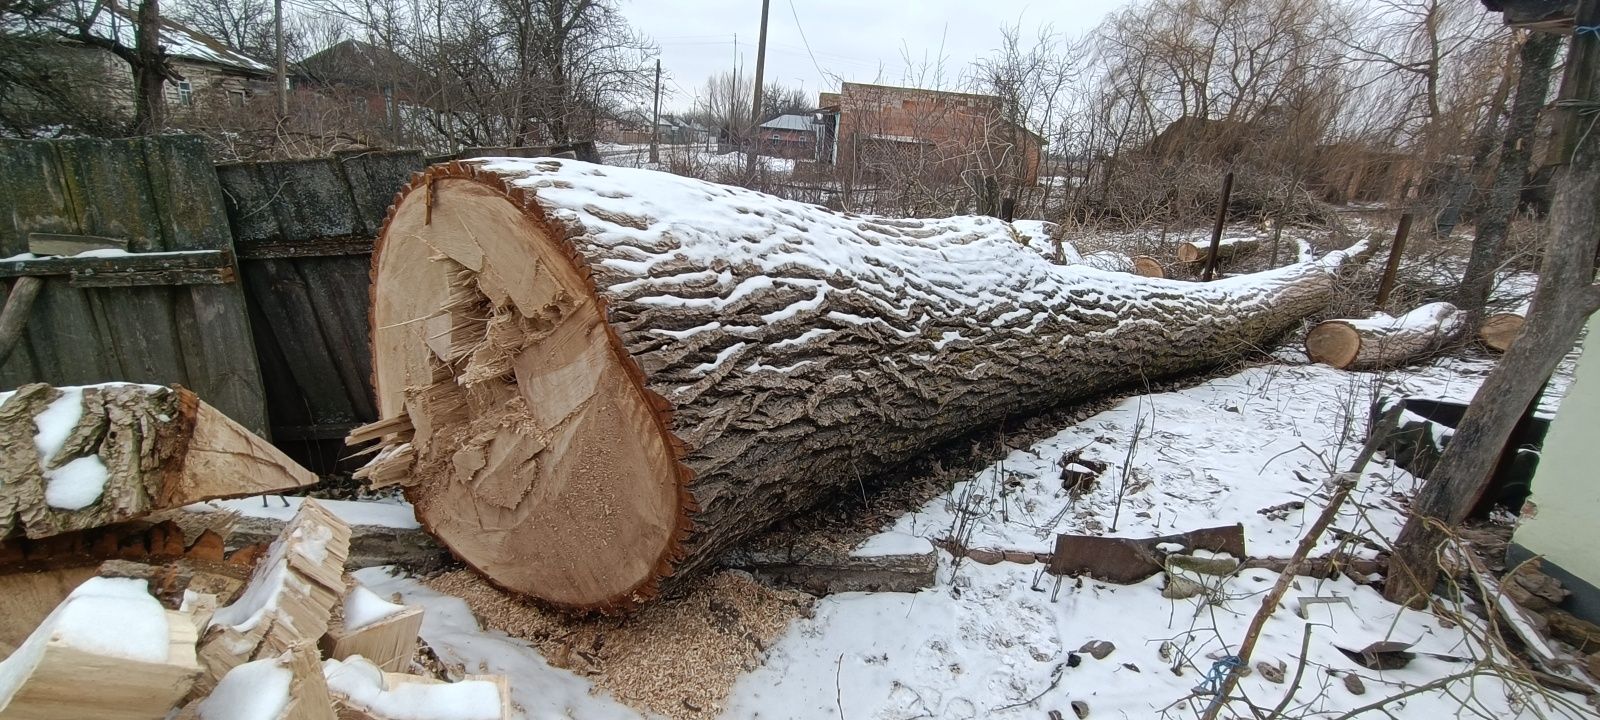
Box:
[229,90,245,108]
[177,81,193,106]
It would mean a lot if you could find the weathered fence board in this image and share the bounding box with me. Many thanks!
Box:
[0,136,267,434]
[217,150,425,462]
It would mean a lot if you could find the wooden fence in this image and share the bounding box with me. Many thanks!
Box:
[0,137,592,472]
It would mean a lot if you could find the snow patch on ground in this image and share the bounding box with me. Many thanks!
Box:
[186,495,421,530]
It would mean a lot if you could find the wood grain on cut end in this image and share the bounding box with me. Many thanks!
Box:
[1305,321,1362,369]
[372,172,689,612]
[1131,255,1165,278]
[1480,312,1524,352]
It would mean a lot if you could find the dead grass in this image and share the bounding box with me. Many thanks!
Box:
[423,569,813,719]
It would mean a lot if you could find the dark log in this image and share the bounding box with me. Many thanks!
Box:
[361,159,1371,613]
[1047,524,1246,583]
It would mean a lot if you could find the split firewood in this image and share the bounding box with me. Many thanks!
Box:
[363,158,1371,612]
[197,500,350,688]
[1176,235,1262,263]
[1305,302,1467,370]
[0,383,316,542]
[182,644,335,720]
[1479,311,1525,352]
[321,585,424,672]
[322,655,512,720]
[0,576,202,720]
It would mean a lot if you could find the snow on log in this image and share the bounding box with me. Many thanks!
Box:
[1176,236,1262,264]
[0,576,202,720]
[363,158,1370,612]
[198,500,349,688]
[1480,312,1524,353]
[321,656,511,720]
[1305,302,1467,370]
[0,383,316,541]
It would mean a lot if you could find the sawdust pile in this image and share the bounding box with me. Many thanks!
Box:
[425,569,813,719]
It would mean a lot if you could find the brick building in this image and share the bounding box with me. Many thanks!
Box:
[815,82,1042,186]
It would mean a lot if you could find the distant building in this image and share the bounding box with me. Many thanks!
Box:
[295,39,433,131]
[754,114,817,159]
[2,1,273,128]
[815,82,1043,186]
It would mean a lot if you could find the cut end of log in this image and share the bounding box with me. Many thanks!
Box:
[1480,312,1524,353]
[1130,255,1165,278]
[1305,321,1362,369]
[1176,242,1206,264]
[370,164,693,613]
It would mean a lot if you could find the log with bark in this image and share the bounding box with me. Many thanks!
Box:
[1176,235,1262,264]
[358,158,1371,612]
[0,383,316,541]
[1479,311,1525,352]
[1304,302,1467,370]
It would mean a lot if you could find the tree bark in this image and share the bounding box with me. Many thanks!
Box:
[1458,32,1563,322]
[362,158,1373,613]
[0,383,315,541]
[1304,302,1467,370]
[1177,236,1261,264]
[1386,5,1600,607]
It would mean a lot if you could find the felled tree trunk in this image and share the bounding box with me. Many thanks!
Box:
[1305,302,1467,370]
[1480,312,1525,352]
[1177,236,1262,264]
[0,383,315,541]
[360,158,1371,613]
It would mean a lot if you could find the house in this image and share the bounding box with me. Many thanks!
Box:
[2,1,273,128]
[1509,313,1600,623]
[754,114,816,159]
[1480,0,1577,31]
[815,82,1043,186]
[295,39,433,131]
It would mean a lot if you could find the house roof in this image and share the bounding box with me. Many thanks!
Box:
[759,114,815,132]
[24,1,272,74]
[298,39,429,93]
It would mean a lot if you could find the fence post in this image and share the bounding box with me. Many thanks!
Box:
[1201,171,1235,281]
[1375,213,1413,309]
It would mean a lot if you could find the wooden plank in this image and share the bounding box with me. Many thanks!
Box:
[336,150,425,236]
[175,284,269,437]
[213,161,282,244]
[0,249,230,278]
[0,139,76,258]
[91,286,190,386]
[69,267,235,288]
[54,138,165,251]
[23,279,115,385]
[140,136,232,252]
[299,256,377,421]
[240,260,358,425]
[26,233,127,256]
[234,235,374,259]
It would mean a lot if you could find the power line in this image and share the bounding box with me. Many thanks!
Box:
[785,0,828,86]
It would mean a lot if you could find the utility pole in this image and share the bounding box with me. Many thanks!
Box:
[274,0,287,116]
[745,0,770,176]
[650,58,661,164]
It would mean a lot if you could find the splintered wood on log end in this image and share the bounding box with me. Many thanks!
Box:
[1480,312,1524,352]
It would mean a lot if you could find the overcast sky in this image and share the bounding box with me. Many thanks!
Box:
[621,0,1131,112]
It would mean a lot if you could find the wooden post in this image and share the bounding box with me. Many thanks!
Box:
[745,0,771,176]
[0,276,43,367]
[1375,213,1414,309]
[999,196,1015,223]
[274,0,287,117]
[649,58,661,165]
[1201,172,1234,281]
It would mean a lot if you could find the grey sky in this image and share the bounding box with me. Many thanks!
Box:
[622,0,1131,112]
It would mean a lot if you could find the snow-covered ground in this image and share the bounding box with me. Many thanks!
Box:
[339,346,1591,719]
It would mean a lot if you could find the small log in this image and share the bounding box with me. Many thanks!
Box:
[0,576,202,720]
[1130,255,1165,278]
[1177,235,1261,264]
[321,586,424,672]
[184,644,335,720]
[322,656,512,720]
[721,541,937,595]
[0,383,316,542]
[1047,524,1245,582]
[198,500,350,688]
[1305,302,1467,370]
[1480,312,1525,352]
[0,276,44,368]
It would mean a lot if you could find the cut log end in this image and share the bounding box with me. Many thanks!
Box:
[1131,255,1165,278]
[1305,321,1362,369]
[1480,312,1524,353]
[372,169,691,612]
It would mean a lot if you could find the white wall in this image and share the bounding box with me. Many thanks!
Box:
[1515,314,1600,584]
